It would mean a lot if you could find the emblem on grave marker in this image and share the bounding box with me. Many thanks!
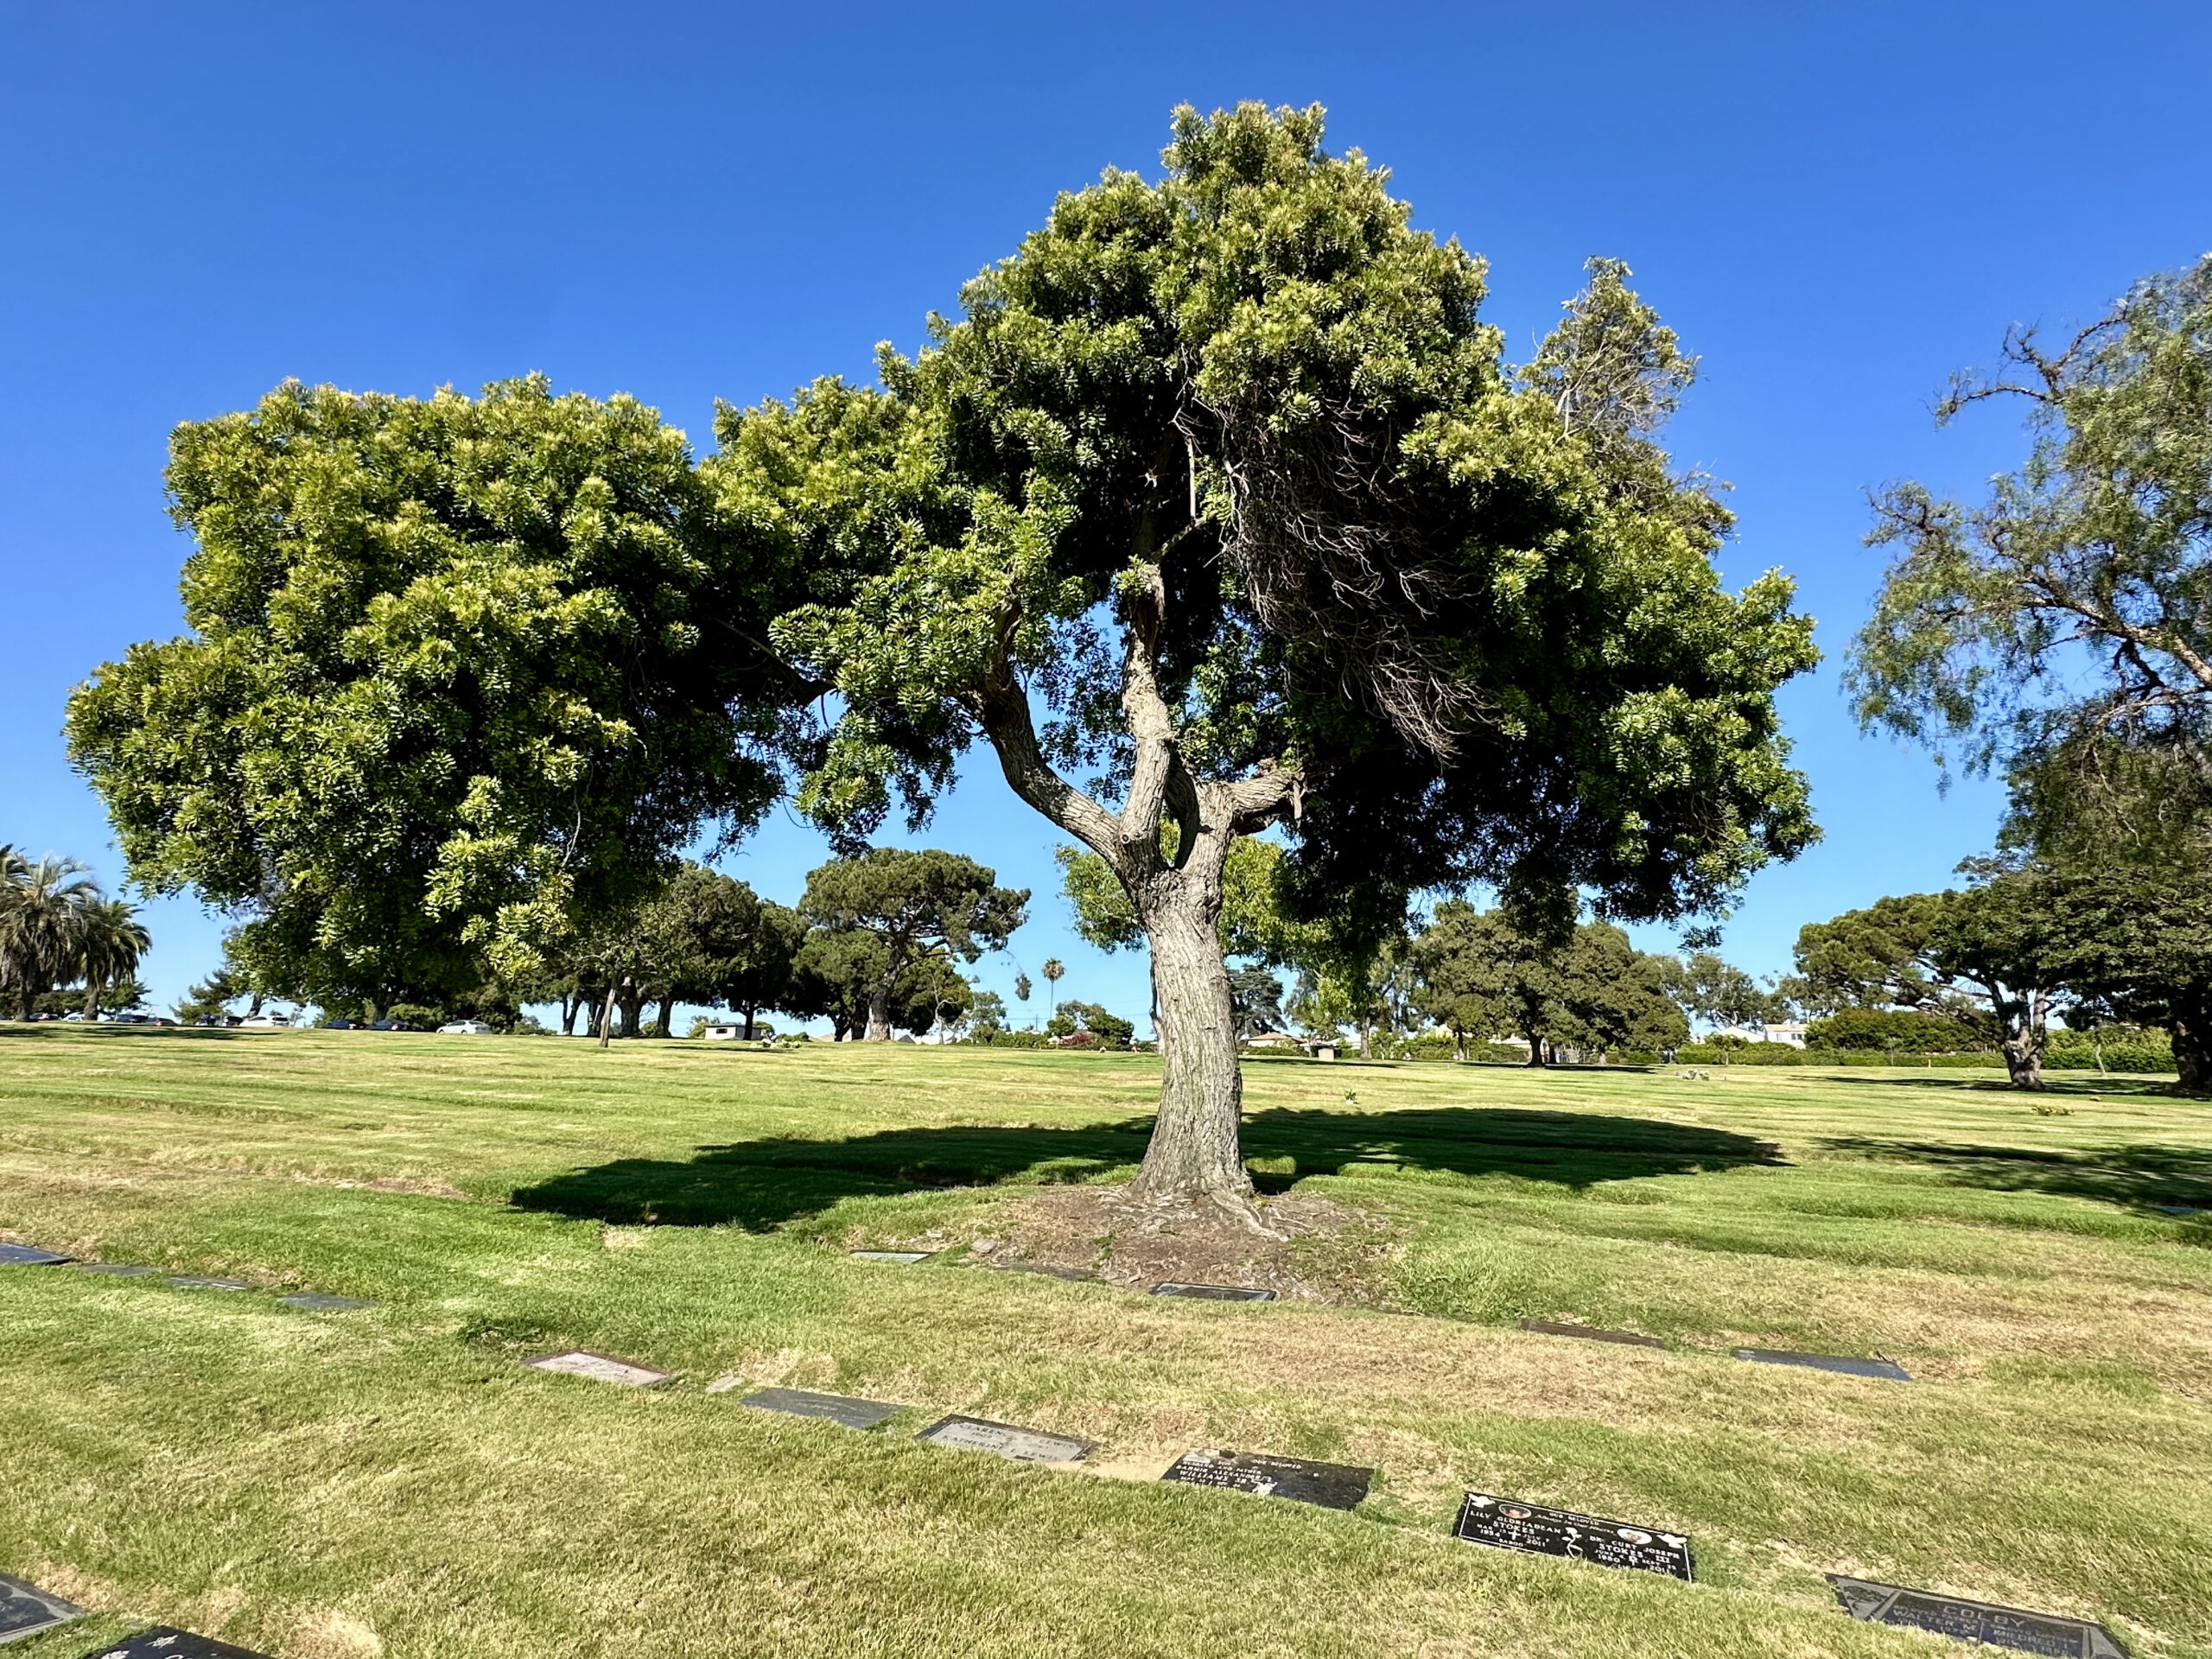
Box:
[1452,1492,1694,1580]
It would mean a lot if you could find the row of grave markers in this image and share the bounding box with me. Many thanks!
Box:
[2,1240,2127,1656]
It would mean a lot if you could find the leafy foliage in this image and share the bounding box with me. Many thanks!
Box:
[66,376,806,1007]
[1409,899,1685,1062]
[1850,257,2212,844]
[798,849,1027,1040]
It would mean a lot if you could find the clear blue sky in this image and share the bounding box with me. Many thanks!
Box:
[3,0,2205,1030]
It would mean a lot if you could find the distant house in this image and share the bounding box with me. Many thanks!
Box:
[1243,1030,1301,1052]
[702,1024,745,1040]
[1712,1021,1808,1049]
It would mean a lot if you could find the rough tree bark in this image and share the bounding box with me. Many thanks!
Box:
[865,982,893,1043]
[2172,1008,2209,1092]
[1993,988,2049,1090]
[969,563,1294,1229]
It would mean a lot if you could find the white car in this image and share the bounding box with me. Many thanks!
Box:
[437,1020,495,1035]
[240,1012,292,1028]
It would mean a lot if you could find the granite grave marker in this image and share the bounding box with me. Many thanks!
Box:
[277,1294,374,1312]
[166,1276,252,1292]
[849,1250,932,1265]
[524,1350,672,1387]
[1827,1575,2126,1656]
[916,1414,1094,1464]
[1148,1282,1276,1302]
[1733,1347,1910,1381]
[1452,1492,1694,1581]
[1519,1319,1666,1350]
[0,1571,83,1644]
[1160,1448,1372,1510]
[741,1388,901,1430]
[80,1625,274,1658]
[0,1245,69,1267]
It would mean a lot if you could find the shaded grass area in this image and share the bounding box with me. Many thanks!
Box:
[2,1027,2209,1657]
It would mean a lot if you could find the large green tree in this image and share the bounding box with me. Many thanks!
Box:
[1788,887,2058,1088]
[1849,257,2212,845]
[720,105,1816,1223]
[66,376,807,1012]
[797,849,1026,1041]
[1410,901,1685,1065]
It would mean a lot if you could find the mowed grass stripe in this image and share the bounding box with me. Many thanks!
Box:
[2,1027,2207,1656]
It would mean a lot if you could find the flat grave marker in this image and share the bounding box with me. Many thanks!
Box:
[849,1250,932,1265]
[1734,1347,1910,1381]
[1160,1448,1372,1510]
[1828,1574,2126,1657]
[1452,1492,1694,1581]
[1519,1319,1666,1350]
[523,1350,672,1388]
[2148,1204,2204,1217]
[1148,1282,1276,1302]
[0,1570,84,1644]
[166,1276,253,1292]
[80,1625,274,1658]
[916,1414,1094,1465]
[76,1263,159,1277]
[741,1387,900,1430]
[276,1294,374,1312]
[0,1244,69,1267]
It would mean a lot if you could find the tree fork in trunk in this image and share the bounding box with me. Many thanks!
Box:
[969,562,1296,1231]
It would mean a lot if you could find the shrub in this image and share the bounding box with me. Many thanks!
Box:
[381,1003,439,1032]
[1804,1009,1981,1052]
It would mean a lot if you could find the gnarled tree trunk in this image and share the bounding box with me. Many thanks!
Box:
[970,563,1295,1230]
[2170,1006,2208,1092]
[1997,989,2049,1090]
[865,982,893,1042]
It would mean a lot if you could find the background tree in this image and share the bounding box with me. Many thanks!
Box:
[1654,950,1775,1034]
[74,896,151,1020]
[1411,901,1684,1065]
[1789,887,2057,1087]
[65,375,808,1018]
[1046,1001,1135,1050]
[1849,257,2212,850]
[785,928,972,1041]
[797,849,1026,1041]
[1225,965,1283,1039]
[0,855,101,1019]
[728,104,1815,1224]
[965,986,1009,1041]
[715,899,805,1039]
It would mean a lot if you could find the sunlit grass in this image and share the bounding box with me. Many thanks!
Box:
[2,1027,2206,1656]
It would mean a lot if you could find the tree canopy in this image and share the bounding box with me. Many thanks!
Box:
[797,848,1026,1041]
[715,103,1818,1218]
[65,376,808,1010]
[1849,257,2212,855]
[1409,900,1684,1064]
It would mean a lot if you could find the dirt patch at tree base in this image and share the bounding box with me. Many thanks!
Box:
[954,1183,1402,1305]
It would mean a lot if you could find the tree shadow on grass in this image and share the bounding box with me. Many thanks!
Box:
[1826,1136,2212,1214]
[509,1107,1784,1230]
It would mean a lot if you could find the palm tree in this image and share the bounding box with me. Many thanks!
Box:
[1041,956,1065,1023]
[0,855,102,1019]
[75,896,151,1020]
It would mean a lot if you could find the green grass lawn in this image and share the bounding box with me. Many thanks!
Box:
[2,1027,2207,1658]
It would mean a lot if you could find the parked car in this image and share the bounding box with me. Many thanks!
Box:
[240,1012,292,1027]
[193,1014,243,1027]
[322,1018,360,1030]
[436,1020,495,1035]
[367,1019,404,1031]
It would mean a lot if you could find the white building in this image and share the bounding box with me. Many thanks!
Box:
[1711,1021,1808,1049]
